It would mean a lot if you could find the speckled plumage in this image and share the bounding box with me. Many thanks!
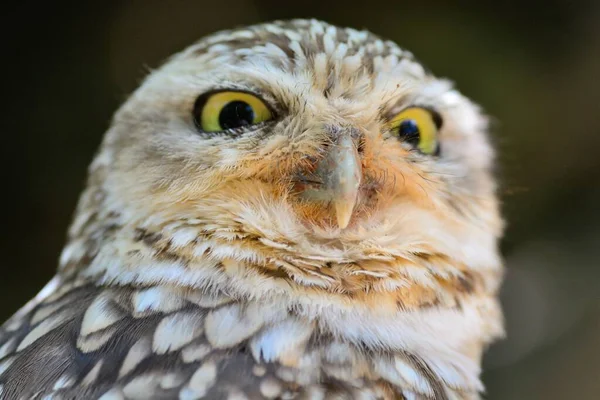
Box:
[0,19,504,399]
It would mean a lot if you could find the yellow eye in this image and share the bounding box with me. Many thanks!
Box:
[389,107,442,155]
[194,91,273,133]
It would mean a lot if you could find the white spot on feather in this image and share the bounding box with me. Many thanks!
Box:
[80,292,123,336]
[123,374,159,399]
[181,343,211,363]
[53,373,76,390]
[77,327,117,353]
[185,291,232,308]
[205,302,278,349]
[132,286,185,316]
[227,391,249,400]
[98,388,125,400]
[4,318,24,332]
[260,378,282,398]
[252,365,266,377]
[178,388,200,400]
[160,373,185,389]
[0,357,14,376]
[82,359,104,386]
[250,318,313,364]
[17,313,68,351]
[119,337,151,377]
[31,299,69,325]
[179,361,217,399]
[153,311,204,354]
[0,337,17,359]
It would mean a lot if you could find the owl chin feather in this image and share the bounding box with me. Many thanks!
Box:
[1,19,504,399]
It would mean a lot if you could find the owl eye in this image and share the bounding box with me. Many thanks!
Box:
[193,91,273,133]
[389,107,442,155]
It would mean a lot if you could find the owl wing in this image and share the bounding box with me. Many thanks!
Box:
[0,276,303,400]
[0,275,415,400]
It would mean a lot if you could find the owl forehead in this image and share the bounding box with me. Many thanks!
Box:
[171,19,430,102]
[131,20,481,153]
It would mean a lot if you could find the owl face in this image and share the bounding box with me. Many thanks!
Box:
[78,20,502,297]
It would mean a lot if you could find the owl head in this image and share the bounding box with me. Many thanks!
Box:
[61,19,503,312]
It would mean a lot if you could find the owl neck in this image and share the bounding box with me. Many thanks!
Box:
[58,206,495,312]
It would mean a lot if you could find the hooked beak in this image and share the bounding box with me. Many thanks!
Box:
[301,134,362,229]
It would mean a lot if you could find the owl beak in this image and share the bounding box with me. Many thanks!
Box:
[314,134,363,229]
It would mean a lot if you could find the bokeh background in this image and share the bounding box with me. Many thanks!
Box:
[2,1,599,398]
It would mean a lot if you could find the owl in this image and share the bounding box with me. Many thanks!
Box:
[0,19,504,400]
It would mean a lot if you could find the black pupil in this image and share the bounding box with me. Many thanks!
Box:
[219,101,255,130]
[398,119,420,145]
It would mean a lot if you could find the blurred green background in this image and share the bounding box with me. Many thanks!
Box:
[1,1,599,399]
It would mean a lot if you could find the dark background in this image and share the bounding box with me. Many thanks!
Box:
[1,1,599,399]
